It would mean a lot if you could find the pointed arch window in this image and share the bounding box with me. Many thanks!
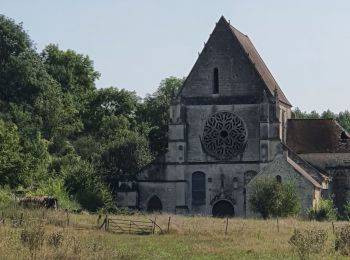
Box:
[276,175,282,183]
[213,68,219,94]
[192,172,206,205]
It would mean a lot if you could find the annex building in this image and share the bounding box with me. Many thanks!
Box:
[117,16,350,217]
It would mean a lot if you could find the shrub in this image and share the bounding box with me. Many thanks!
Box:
[26,177,80,211]
[47,231,64,248]
[308,198,337,221]
[249,177,300,219]
[0,187,16,210]
[20,223,45,259]
[335,225,350,255]
[289,228,327,260]
[343,201,350,220]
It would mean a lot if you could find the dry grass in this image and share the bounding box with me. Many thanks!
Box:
[0,209,349,259]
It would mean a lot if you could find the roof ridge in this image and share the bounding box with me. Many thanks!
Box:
[228,22,291,106]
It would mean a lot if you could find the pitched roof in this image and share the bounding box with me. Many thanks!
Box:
[287,119,350,153]
[227,19,291,106]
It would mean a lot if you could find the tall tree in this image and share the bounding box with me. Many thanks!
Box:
[138,77,185,156]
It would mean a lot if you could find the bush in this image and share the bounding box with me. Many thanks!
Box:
[26,177,80,211]
[335,225,350,255]
[64,160,114,212]
[343,201,350,220]
[289,228,327,260]
[0,187,16,210]
[20,222,45,259]
[47,231,64,248]
[308,198,337,221]
[249,177,300,219]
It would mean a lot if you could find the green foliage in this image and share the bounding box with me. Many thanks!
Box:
[63,160,114,212]
[249,177,300,219]
[27,178,79,211]
[0,15,184,212]
[344,201,350,220]
[0,14,32,65]
[293,107,350,132]
[138,77,185,156]
[289,228,327,260]
[0,119,25,187]
[0,187,16,210]
[102,131,152,183]
[308,198,337,221]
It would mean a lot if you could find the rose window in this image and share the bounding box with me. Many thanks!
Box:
[202,111,247,160]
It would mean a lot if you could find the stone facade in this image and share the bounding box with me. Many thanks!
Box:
[117,16,349,217]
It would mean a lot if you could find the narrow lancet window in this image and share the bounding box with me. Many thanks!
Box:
[213,68,219,94]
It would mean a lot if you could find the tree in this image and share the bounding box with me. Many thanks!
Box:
[0,15,32,68]
[138,77,185,156]
[84,87,140,134]
[0,120,25,187]
[249,177,300,219]
[338,111,350,132]
[42,44,99,110]
[102,131,152,192]
[321,109,336,119]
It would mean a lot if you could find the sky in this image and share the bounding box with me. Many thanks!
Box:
[1,0,350,112]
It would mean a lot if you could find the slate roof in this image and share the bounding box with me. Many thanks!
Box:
[287,119,350,153]
[227,18,291,106]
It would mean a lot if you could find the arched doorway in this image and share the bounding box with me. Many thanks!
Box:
[147,195,162,212]
[212,200,235,217]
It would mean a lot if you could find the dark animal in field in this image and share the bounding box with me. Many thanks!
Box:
[19,196,58,209]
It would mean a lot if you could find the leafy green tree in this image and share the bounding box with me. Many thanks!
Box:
[102,131,152,190]
[0,15,32,68]
[338,111,350,132]
[63,160,114,211]
[138,77,185,156]
[0,120,24,187]
[41,44,99,111]
[321,109,336,119]
[249,177,300,219]
[293,108,320,119]
[84,87,140,134]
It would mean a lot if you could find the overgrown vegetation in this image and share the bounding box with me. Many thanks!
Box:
[1,210,350,259]
[335,225,350,256]
[249,177,300,219]
[308,198,338,221]
[289,228,328,260]
[0,15,184,211]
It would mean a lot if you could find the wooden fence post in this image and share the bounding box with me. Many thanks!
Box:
[97,214,101,225]
[19,213,23,226]
[225,217,228,235]
[152,216,157,234]
[66,211,69,227]
[332,221,335,234]
[167,217,171,233]
[105,215,108,231]
[276,217,280,233]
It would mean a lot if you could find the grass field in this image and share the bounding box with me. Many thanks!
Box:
[0,209,349,259]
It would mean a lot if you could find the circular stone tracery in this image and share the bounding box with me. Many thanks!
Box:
[202,111,248,160]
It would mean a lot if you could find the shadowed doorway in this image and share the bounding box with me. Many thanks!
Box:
[147,195,162,212]
[212,200,235,217]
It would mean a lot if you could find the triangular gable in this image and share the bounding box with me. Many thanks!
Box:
[247,155,322,189]
[177,16,291,106]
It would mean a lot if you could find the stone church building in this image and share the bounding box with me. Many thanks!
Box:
[117,16,350,217]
